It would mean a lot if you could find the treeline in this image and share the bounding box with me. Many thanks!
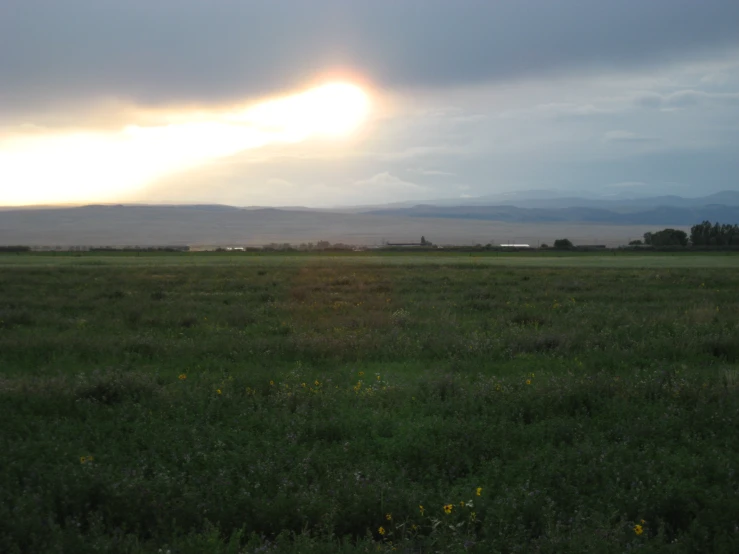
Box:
[642,229,688,247]
[626,221,739,247]
[265,241,358,251]
[690,221,739,246]
[0,246,192,252]
[88,246,190,252]
[216,241,359,252]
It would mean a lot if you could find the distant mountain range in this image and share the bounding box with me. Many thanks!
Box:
[363,204,739,226]
[353,190,739,212]
[0,191,737,247]
[359,190,739,224]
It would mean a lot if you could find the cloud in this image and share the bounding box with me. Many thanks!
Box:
[602,130,658,143]
[354,172,423,191]
[0,84,374,206]
[668,90,739,107]
[634,89,739,109]
[3,29,738,208]
[700,72,731,85]
[408,168,455,176]
[604,181,649,188]
[265,178,295,189]
[632,92,666,109]
[372,146,466,161]
[2,1,739,113]
[498,101,621,121]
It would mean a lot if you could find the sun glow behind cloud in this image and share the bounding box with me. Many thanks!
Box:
[0,83,371,206]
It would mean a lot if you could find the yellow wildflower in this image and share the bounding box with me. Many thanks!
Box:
[269,380,274,386]
[526,379,531,385]
[378,526,385,536]
[385,513,392,521]
[178,374,187,380]
[411,524,419,531]
[634,524,644,535]
[216,388,222,395]
[459,501,465,507]
[301,382,306,388]
[443,504,453,515]
[314,380,320,387]
[376,375,381,381]
[419,505,425,515]
[358,371,364,377]
[470,511,476,521]
[80,456,86,464]
[476,487,482,496]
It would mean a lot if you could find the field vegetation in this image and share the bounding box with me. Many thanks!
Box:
[1,253,738,552]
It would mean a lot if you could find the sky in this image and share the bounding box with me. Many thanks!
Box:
[1,0,739,207]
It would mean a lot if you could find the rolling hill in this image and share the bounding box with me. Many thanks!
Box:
[0,205,670,248]
[1,191,737,247]
[363,203,739,225]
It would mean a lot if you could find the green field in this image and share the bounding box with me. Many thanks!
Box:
[1,253,738,552]
[2,250,739,268]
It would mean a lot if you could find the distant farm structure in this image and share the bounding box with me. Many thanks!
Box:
[383,236,433,248]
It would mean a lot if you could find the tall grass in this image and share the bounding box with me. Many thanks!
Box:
[1,262,738,552]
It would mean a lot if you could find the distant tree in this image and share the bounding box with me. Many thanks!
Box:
[644,229,688,247]
[629,239,643,246]
[553,238,573,249]
[690,220,739,246]
[540,243,549,248]
[420,235,427,246]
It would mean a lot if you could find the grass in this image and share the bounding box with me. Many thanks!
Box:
[1,255,738,552]
[2,250,739,268]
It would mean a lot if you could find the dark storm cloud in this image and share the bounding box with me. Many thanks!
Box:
[1,0,739,109]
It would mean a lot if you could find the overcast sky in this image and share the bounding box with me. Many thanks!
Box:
[1,0,739,206]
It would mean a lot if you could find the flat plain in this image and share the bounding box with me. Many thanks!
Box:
[2,251,739,268]
[0,205,676,248]
[1,252,738,553]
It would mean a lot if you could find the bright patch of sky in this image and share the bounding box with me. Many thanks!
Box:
[1,1,738,206]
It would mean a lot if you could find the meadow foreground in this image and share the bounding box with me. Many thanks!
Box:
[1,254,738,553]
